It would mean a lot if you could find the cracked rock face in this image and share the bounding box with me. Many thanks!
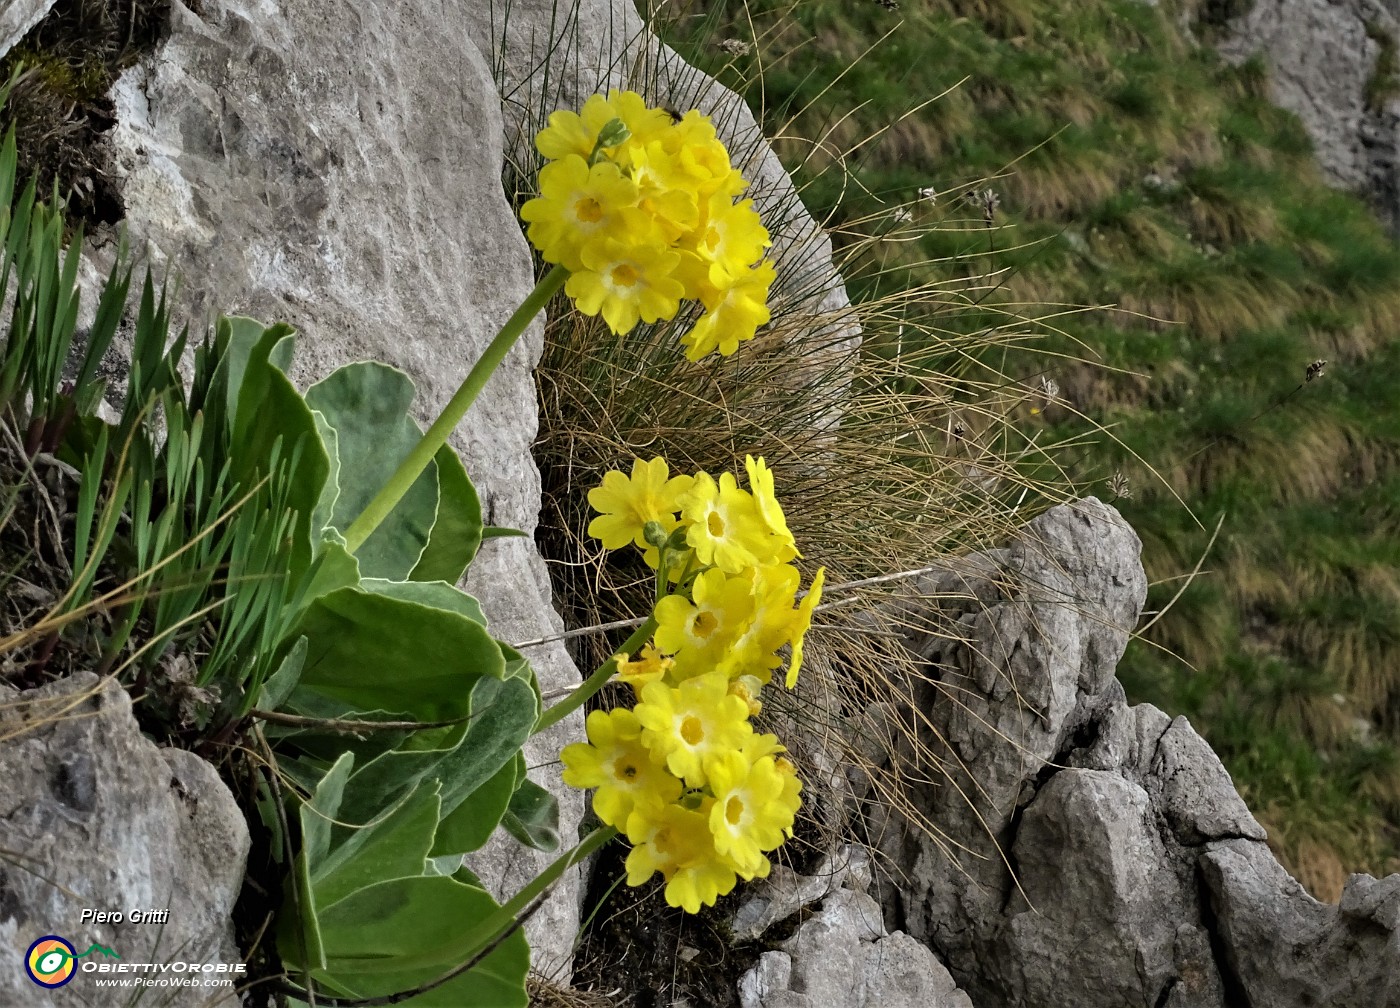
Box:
[1214,0,1400,235]
[855,497,1400,1008]
[734,848,974,1008]
[0,674,245,1008]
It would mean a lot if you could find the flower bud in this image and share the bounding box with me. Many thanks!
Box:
[590,117,631,162]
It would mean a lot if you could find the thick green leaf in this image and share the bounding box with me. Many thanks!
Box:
[291,585,503,723]
[360,578,487,627]
[219,318,329,579]
[213,316,263,428]
[331,720,471,828]
[285,862,528,1006]
[290,870,528,1007]
[284,752,354,971]
[335,674,535,828]
[306,362,438,580]
[284,844,325,974]
[298,539,361,615]
[315,873,527,974]
[498,640,540,709]
[301,753,354,866]
[501,777,561,853]
[313,782,440,909]
[431,754,518,857]
[256,636,308,712]
[409,441,482,583]
[432,676,538,827]
[297,953,527,1008]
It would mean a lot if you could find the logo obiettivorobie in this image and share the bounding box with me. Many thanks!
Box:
[24,935,119,988]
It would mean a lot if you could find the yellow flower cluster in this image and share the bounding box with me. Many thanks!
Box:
[561,457,824,912]
[520,90,776,360]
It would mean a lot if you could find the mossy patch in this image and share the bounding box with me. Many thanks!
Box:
[0,0,171,227]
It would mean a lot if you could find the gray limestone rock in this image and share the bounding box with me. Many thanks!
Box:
[0,674,245,1007]
[731,844,873,941]
[862,497,1400,1007]
[1214,0,1400,233]
[0,0,57,59]
[1002,768,1222,1007]
[1201,840,1400,1008]
[737,887,973,1008]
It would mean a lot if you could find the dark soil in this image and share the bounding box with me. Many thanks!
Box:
[0,0,172,228]
[573,837,762,1008]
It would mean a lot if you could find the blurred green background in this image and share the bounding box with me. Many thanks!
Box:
[663,0,1400,899]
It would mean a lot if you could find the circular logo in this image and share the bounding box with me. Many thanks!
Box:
[25,935,77,988]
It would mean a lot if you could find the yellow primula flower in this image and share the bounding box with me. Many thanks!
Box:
[567,232,685,335]
[587,456,696,551]
[744,455,799,560]
[654,568,756,678]
[623,141,701,239]
[666,110,748,198]
[686,193,771,279]
[615,643,673,694]
[716,563,803,682]
[635,671,752,787]
[741,730,786,762]
[706,750,792,879]
[560,708,682,831]
[681,471,777,573]
[535,89,673,163]
[729,675,764,717]
[520,156,639,272]
[525,91,774,356]
[786,567,825,688]
[773,755,804,838]
[735,733,803,839]
[681,260,775,361]
[624,800,739,913]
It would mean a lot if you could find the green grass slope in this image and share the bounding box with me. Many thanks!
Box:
[663,0,1400,898]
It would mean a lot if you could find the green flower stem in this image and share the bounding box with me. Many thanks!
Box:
[341,263,570,555]
[456,825,617,969]
[655,555,670,604]
[534,615,657,734]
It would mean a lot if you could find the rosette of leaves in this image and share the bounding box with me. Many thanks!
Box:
[230,334,559,1006]
[0,119,553,1006]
